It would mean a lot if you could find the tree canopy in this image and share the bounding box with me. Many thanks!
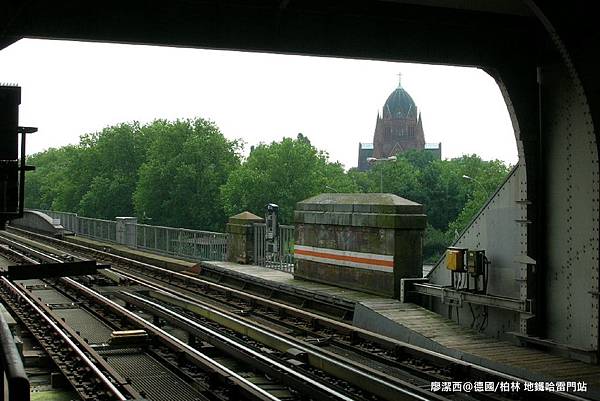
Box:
[220,134,357,224]
[26,118,241,230]
[133,119,241,231]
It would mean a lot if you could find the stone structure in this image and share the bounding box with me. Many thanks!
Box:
[357,76,441,171]
[9,210,64,237]
[226,211,264,264]
[294,193,426,297]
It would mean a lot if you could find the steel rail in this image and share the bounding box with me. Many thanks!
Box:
[61,277,283,401]
[0,276,129,401]
[0,243,38,265]
[0,231,285,401]
[5,228,595,401]
[0,235,62,264]
[114,269,440,401]
[118,295,364,401]
[3,229,356,331]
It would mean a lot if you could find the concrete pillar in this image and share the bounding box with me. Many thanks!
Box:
[294,193,426,298]
[226,211,264,264]
[116,217,137,247]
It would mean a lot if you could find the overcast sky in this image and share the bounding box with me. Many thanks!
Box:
[0,39,517,169]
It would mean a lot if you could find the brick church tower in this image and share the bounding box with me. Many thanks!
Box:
[372,76,425,158]
[357,76,440,171]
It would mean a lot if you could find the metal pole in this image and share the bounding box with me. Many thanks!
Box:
[380,168,383,193]
[18,131,26,216]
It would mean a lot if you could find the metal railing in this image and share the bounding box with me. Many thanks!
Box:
[31,210,297,269]
[36,210,117,243]
[31,210,227,261]
[136,223,227,261]
[77,216,117,243]
[253,223,295,272]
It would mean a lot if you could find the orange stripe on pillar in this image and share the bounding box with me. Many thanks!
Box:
[294,248,394,268]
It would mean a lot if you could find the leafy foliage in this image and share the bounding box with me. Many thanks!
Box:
[220,134,357,224]
[26,118,241,230]
[133,119,241,231]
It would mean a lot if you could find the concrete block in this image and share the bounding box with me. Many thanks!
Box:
[294,193,426,298]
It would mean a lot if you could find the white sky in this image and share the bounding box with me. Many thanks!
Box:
[1,39,517,169]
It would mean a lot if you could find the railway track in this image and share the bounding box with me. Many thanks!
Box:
[0,227,594,401]
[0,244,294,401]
[0,230,443,401]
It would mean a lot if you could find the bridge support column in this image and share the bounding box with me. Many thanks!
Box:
[294,193,426,298]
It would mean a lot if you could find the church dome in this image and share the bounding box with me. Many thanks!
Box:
[383,85,417,119]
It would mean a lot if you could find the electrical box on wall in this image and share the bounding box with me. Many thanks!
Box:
[467,250,486,276]
[446,247,466,272]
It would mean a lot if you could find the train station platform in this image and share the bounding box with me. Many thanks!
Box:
[24,234,600,397]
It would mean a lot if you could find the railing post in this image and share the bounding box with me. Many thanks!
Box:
[193,232,198,259]
[177,229,182,257]
[225,211,264,264]
[115,217,137,247]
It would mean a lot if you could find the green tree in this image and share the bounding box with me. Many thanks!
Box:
[446,158,511,237]
[220,135,357,224]
[25,147,73,210]
[76,122,150,218]
[133,118,241,231]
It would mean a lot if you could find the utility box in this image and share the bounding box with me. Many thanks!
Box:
[467,249,486,276]
[294,193,426,298]
[446,247,466,272]
[265,203,279,255]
